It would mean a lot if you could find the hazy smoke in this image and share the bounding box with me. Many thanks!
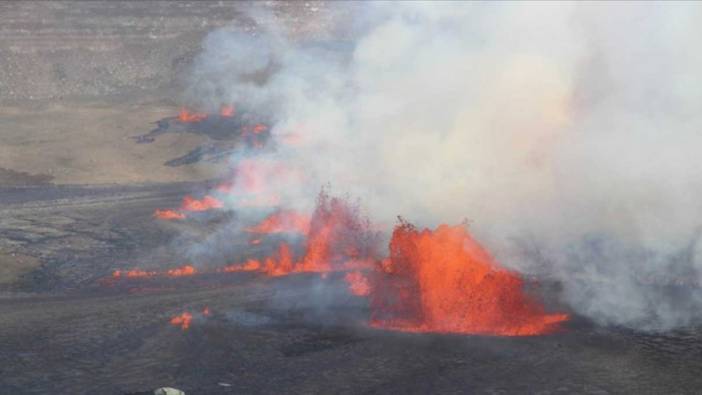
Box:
[187,2,702,331]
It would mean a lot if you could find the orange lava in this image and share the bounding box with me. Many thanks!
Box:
[153,209,186,220]
[245,210,311,235]
[345,271,371,296]
[297,191,376,273]
[166,265,197,277]
[221,259,262,273]
[170,312,193,330]
[181,195,223,212]
[369,222,569,336]
[262,243,294,276]
[178,107,207,123]
[220,104,235,117]
[222,193,377,277]
[251,124,268,134]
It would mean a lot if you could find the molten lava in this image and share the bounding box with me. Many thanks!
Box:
[177,107,207,123]
[153,209,186,220]
[221,259,262,273]
[297,191,377,273]
[345,271,371,296]
[170,312,193,330]
[166,265,197,277]
[263,243,295,276]
[219,192,377,277]
[369,222,568,336]
[220,104,235,117]
[180,195,223,212]
[245,210,311,235]
[247,124,268,134]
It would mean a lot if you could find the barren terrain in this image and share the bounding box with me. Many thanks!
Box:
[2,2,702,394]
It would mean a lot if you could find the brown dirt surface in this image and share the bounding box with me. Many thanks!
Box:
[0,101,220,185]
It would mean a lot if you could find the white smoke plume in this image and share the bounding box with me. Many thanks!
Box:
[186,2,702,331]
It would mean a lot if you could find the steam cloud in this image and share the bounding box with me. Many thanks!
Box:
[186,2,702,331]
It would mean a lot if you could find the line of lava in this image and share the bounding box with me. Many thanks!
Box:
[180,195,223,212]
[166,265,197,277]
[153,209,186,220]
[177,107,207,123]
[153,195,223,220]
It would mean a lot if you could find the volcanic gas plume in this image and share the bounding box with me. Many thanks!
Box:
[245,210,310,235]
[176,2,702,332]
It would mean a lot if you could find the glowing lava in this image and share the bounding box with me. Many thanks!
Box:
[177,107,207,123]
[166,265,197,277]
[220,104,235,117]
[297,191,377,273]
[181,195,223,212]
[244,123,268,135]
[345,271,371,296]
[221,259,262,273]
[153,209,186,220]
[369,221,568,336]
[220,192,377,277]
[170,312,193,330]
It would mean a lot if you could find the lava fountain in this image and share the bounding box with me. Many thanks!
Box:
[366,221,568,336]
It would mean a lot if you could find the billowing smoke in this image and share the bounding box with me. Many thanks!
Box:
[185,2,702,331]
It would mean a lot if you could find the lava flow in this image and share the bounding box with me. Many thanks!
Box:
[153,195,223,220]
[220,104,235,117]
[181,195,223,212]
[344,271,371,296]
[367,221,569,336]
[177,107,207,123]
[166,265,197,277]
[153,209,186,220]
[170,312,193,330]
[222,191,378,276]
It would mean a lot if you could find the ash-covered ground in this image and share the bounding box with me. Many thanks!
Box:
[3,182,702,394]
[2,2,702,395]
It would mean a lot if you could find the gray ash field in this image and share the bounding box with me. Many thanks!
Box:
[2,2,702,395]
